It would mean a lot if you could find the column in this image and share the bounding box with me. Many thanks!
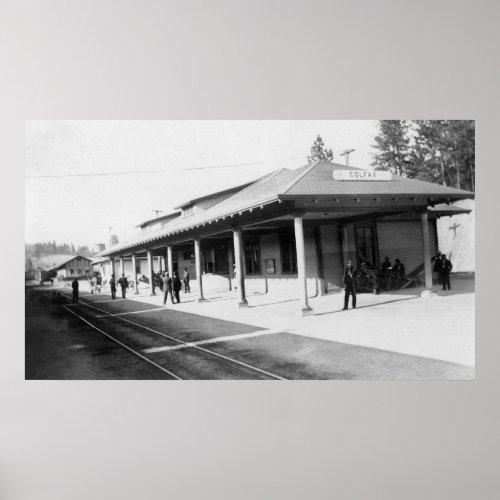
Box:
[421,211,433,292]
[294,216,313,315]
[341,224,349,265]
[227,244,233,291]
[167,245,173,277]
[147,250,155,295]
[131,253,139,295]
[232,228,248,307]
[119,257,125,277]
[110,258,115,277]
[194,239,205,302]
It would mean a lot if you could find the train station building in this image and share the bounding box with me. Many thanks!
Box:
[98,161,474,314]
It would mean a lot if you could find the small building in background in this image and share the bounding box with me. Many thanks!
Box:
[29,254,93,282]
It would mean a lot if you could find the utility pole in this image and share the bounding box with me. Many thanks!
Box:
[340,148,355,167]
[152,209,163,217]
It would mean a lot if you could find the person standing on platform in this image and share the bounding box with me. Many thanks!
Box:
[183,267,190,293]
[118,274,128,299]
[342,260,358,310]
[109,274,117,300]
[392,258,406,288]
[71,277,79,304]
[173,271,182,304]
[162,272,174,305]
[432,251,443,286]
[440,254,453,290]
[381,256,392,290]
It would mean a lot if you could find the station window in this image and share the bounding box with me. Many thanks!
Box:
[183,250,194,262]
[279,230,297,274]
[244,239,261,275]
[70,268,74,275]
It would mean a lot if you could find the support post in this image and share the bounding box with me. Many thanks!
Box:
[341,224,349,265]
[147,250,155,296]
[119,257,125,277]
[167,246,173,277]
[232,228,248,307]
[420,211,434,296]
[194,239,205,302]
[131,253,139,294]
[294,216,313,315]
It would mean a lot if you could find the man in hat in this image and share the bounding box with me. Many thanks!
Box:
[342,260,359,310]
[117,274,128,299]
[440,254,453,290]
[71,277,79,304]
[162,272,174,305]
[109,274,117,299]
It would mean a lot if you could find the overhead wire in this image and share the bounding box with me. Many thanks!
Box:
[25,156,303,178]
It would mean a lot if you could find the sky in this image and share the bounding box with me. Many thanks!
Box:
[25,120,379,248]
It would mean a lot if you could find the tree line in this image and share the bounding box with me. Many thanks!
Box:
[26,241,94,259]
[371,120,475,191]
[307,121,475,192]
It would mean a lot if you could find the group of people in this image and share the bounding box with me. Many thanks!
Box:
[108,268,191,306]
[342,256,407,310]
[432,252,453,290]
[342,252,454,310]
[380,256,407,291]
[108,274,129,299]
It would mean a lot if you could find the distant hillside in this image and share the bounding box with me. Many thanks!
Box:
[436,199,475,272]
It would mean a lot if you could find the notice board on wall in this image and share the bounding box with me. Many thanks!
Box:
[265,259,276,274]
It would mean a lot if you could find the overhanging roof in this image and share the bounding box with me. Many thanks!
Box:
[101,161,474,256]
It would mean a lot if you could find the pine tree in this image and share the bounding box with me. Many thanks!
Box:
[412,120,475,191]
[307,135,334,163]
[371,121,412,176]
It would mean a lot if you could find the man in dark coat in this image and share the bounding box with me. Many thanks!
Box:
[109,274,117,299]
[432,251,443,286]
[117,274,128,299]
[71,277,79,304]
[342,260,358,310]
[440,254,453,290]
[173,271,182,304]
[381,256,392,290]
[162,272,174,305]
[392,258,406,288]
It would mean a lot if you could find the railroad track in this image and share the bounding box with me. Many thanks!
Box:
[40,290,286,380]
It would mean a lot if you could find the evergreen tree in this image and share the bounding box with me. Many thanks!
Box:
[371,120,412,176]
[307,135,334,163]
[413,120,475,191]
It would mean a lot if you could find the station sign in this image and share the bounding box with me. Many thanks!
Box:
[333,170,392,181]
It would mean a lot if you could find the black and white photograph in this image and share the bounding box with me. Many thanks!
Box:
[25,120,475,380]
[3,1,499,499]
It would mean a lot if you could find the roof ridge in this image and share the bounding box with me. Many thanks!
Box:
[280,160,320,195]
[173,168,285,210]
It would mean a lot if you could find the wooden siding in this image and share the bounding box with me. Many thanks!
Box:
[376,220,435,275]
[319,224,343,291]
